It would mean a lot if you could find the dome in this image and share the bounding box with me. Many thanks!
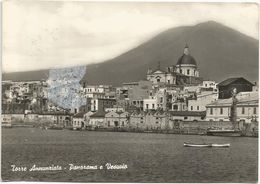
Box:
[177,54,197,66]
[176,44,197,66]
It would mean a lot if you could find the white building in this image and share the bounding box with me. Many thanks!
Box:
[89,110,106,128]
[104,111,129,128]
[206,92,258,123]
[188,91,218,111]
[143,98,158,111]
[73,112,85,130]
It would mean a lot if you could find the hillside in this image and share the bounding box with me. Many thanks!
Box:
[82,21,258,86]
[3,21,258,85]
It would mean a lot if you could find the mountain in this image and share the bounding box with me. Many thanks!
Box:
[2,69,49,82]
[81,21,258,86]
[3,21,258,85]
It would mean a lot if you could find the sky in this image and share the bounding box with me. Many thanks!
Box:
[3,1,259,73]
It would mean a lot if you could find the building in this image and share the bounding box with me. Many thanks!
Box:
[169,111,206,122]
[217,77,254,99]
[122,80,153,110]
[38,112,71,127]
[146,64,176,86]
[90,98,116,112]
[89,110,106,128]
[188,91,218,111]
[73,112,85,130]
[146,44,202,86]
[205,92,258,123]
[175,44,199,77]
[84,111,94,128]
[104,111,129,128]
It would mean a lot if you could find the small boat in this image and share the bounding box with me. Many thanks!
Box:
[207,129,241,137]
[184,142,230,148]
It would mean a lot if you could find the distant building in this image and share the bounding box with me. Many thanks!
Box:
[175,44,199,77]
[90,98,116,112]
[84,111,94,128]
[73,112,85,130]
[146,65,176,86]
[217,77,254,99]
[188,91,218,111]
[146,44,202,86]
[104,111,129,128]
[122,80,153,110]
[89,110,106,128]
[205,92,258,123]
[143,98,157,111]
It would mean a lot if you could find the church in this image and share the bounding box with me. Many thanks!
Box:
[146,44,202,86]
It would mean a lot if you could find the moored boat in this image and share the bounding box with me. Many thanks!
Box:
[206,129,242,137]
[184,142,230,148]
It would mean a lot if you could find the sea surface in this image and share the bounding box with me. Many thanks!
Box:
[1,128,258,182]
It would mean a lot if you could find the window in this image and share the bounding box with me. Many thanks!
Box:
[168,80,170,84]
[173,105,178,110]
[210,108,213,115]
[187,69,190,75]
[152,104,155,109]
[184,117,188,120]
[191,106,193,111]
[146,104,149,109]
[197,106,199,110]
[180,69,182,74]
[220,108,223,115]
[160,97,163,103]
[242,107,245,114]
[122,121,124,126]
[254,107,257,114]
[157,78,160,82]
[108,121,110,127]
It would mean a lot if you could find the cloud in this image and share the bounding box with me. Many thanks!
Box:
[3,1,259,72]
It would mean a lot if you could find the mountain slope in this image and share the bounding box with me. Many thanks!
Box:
[82,21,258,86]
[3,21,258,85]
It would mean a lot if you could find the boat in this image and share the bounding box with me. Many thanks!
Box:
[184,142,230,148]
[206,129,242,137]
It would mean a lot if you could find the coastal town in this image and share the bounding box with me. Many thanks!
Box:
[1,45,258,136]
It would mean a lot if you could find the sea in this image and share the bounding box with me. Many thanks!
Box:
[1,128,258,182]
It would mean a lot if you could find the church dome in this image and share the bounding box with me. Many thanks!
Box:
[176,44,197,66]
[177,54,197,66]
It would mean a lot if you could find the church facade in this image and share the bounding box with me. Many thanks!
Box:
[147,44,202,86]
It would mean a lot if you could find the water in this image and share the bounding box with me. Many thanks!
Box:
[2,128,258,182]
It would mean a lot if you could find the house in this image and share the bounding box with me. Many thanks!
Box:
[146,111,169,130]
[143,98,157,111]
[129,111,146,130]
[205,92,258,123]
[122,80,153,110]
[217,77,254,99]
[90,98,116,112]
[104,111,129,128]
[73,112,85,130]
[89,110,106,128]
[188,91,218,111]
[84,111,94,128]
